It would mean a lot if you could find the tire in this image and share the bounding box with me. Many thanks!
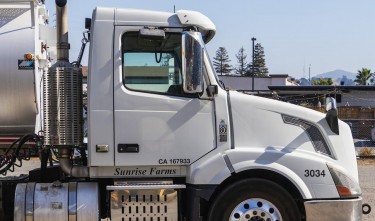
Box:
[207,178,301,221]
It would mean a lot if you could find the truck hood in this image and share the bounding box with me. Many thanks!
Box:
[228,91,359,182]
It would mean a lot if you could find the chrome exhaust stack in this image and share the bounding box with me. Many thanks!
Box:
[43,0,87,177]
[55,0,69,62]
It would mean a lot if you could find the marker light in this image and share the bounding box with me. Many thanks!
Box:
[24,53,33,60]
[327,164,361,198]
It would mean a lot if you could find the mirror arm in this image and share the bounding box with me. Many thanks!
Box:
[206,85,218,97]
[155,52,162,63]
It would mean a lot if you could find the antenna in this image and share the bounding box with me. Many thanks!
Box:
[174,5,176,13]
[303,58,305,78]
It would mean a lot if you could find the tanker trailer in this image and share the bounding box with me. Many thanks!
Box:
[0,0,55,148]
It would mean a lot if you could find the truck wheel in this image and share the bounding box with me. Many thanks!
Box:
[207,178,301,221]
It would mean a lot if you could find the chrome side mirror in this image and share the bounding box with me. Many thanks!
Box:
[182,32,204,94]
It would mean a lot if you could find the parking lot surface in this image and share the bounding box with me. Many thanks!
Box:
[358,160,375,221]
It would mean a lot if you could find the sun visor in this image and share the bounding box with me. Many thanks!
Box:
[176,10,216,43]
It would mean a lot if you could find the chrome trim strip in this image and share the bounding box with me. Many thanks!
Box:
[14,183,27,221]
[107,184,186,190]
[223,153,235,174]
[25,182,35,221]
[226,90,235,149]
[68,182,77,221]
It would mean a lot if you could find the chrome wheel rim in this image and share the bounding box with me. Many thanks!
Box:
[229,198,282,221]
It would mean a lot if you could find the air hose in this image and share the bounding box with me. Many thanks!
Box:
[0,133,41,175]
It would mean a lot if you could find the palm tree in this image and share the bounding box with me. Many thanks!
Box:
[354,68,373,85]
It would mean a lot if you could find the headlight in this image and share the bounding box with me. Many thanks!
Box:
[327,164,361,198]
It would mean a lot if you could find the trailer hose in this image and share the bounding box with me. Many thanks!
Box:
[0,133,41,176]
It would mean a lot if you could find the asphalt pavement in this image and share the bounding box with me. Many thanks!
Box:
[358,161,375,221]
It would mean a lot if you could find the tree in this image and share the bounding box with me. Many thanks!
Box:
[355,68,373,85]
[234,47,248,76]
[312,78,334,85]
[327,78,334,85]
[246,43,268,77]
[213,47,232,75]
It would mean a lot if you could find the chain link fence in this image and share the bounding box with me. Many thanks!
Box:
[337,108,375,152]
[307,107,375,156]
[343,120,375,155]
[344,120,375,141]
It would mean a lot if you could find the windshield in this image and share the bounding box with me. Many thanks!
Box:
[203,47,224,89]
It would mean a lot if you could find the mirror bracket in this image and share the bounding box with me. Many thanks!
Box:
[139,28,165,41]
[206,85,218,97]
[325,97,339,135]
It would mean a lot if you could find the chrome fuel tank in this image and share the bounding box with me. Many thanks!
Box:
[14,182,99,221]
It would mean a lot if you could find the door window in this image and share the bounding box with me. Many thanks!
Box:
[122,32,186,96]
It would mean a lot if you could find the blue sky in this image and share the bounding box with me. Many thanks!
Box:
[45,0,375,78]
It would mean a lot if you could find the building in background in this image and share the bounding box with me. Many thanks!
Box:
[219,74,298,93]
[269,85,375,144]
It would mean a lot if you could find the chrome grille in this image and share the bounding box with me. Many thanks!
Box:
[110,182,180,221]
[43,67,83,146]
[282,115,333,158]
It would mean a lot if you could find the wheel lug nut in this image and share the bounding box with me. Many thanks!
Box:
[253,211,257,215]
[261,212,266,217]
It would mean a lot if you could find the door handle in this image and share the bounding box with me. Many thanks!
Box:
[118,144,139,153]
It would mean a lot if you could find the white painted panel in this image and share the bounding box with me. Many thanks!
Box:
[113,26,215,166]
[88,110,114,166]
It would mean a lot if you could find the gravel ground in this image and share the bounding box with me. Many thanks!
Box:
[1,158,375,220]
[358,160,375,221]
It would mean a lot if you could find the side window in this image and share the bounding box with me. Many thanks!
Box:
[122,32,185,96]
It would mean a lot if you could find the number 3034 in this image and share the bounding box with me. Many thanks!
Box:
[304,170,326,177]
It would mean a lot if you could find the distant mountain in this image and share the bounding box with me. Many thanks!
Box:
[312,69,356,85]
[315,69,356,80]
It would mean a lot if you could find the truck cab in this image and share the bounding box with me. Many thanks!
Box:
[85,7,362,221]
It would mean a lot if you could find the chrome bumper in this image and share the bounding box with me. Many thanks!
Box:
[304,197,362,221]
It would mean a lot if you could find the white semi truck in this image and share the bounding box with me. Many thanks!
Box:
[0,0,368,220]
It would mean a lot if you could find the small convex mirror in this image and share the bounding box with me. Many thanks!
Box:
[182,32,204,94]
[325,97,337,112]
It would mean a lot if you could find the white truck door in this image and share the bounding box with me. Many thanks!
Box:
[113,27,216,166]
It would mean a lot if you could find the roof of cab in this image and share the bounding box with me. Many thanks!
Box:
[93,7,216,43]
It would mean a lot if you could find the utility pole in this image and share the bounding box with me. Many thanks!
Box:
[251,37,256,92]
[309,64,311,85]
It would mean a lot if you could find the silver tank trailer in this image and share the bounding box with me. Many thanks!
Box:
[0,0,54,135]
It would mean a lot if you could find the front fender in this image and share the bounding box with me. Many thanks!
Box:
[187,152,232,185]
[226,148,339,199]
